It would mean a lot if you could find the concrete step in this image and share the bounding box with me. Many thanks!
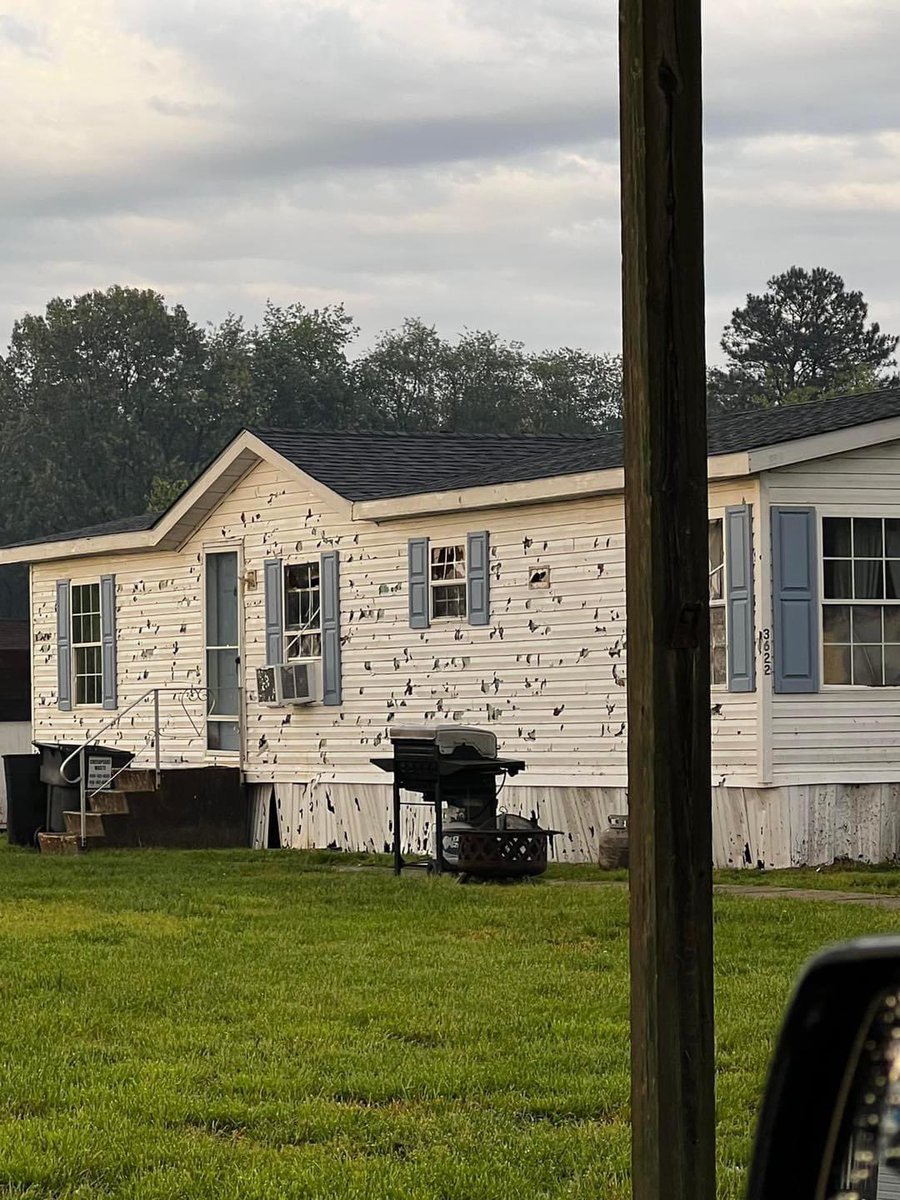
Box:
[63,810,105,838]
[114,769,158,793]
[89,790,129,815]
[37,832,85,855]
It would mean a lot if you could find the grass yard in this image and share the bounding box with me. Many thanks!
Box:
[0,849,898,1200]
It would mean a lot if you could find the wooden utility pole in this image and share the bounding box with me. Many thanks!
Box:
[618,1,716,1199]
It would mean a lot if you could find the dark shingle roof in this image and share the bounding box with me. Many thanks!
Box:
[7,387,900,551]
[251,428,624,501]
[707,388,900,456]
[2,512,158,550]
[253,387,900,500]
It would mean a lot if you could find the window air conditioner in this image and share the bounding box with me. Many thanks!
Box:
[256,660,320,706]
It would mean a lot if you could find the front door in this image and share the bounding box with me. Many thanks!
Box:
[205,550,241,753]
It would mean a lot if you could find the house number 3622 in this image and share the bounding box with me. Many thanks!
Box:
[761,629,772,676]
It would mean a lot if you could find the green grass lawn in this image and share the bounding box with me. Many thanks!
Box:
[0,847,898,1199]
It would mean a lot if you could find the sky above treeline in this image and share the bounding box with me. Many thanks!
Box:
[1,0,898,361]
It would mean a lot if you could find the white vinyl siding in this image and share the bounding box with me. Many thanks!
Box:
[30,461,759,788]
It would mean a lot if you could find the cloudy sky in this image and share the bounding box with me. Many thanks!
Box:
[1,0,898,362]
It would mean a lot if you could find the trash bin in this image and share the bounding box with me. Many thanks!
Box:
[32,742,135,833]
[3,753,43,846]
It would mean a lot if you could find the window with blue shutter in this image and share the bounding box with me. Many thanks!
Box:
[725,506,755,693]
[408,537,430,629]
[467,531,490,626]
[263,558,283,665]
[320,550,342,706]
[56,579,72,711]
[100,573,118,709]
[772,506,819,694]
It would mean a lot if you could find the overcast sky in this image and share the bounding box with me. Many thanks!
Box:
[1,0,898,362]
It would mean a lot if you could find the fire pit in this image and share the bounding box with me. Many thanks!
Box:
[372,726,557,880]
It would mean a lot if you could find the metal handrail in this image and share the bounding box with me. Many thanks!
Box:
[59,686,215,848]
[59,687,161,785]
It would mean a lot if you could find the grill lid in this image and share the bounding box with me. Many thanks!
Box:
[389,725,498,759]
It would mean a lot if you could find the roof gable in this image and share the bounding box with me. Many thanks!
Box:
[5,386,900,560]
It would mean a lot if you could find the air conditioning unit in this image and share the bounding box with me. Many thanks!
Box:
[256,660,320,706]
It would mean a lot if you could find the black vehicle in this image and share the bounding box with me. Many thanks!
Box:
[750,938,900,1200]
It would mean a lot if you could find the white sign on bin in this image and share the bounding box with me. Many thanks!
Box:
[86,755,113,792]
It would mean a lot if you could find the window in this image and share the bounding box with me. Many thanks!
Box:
[822,516,900,686]
[284,562,322,658]
[709,519,726,686]
[71,582,102,705]
[430,544,467,619]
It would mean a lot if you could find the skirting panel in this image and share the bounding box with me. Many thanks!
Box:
[247,777,900,869]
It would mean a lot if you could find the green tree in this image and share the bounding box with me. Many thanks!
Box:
[524,348,623,433]
[147,476,189,512]
[710,267,898,412]
[0,286,209,544]
[352,319,446,430]
[247,302,357,429]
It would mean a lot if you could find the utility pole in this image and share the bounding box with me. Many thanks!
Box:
[618,1,716,1198]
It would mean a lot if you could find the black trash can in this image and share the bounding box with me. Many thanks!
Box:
[3,753,43,846]
[33,742,135,833]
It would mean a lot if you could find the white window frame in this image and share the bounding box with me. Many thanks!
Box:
[283,561,322,661]
[71,580,103,707]
[819,512,900,690]
[429,542,467,621]
[709,517,727,689]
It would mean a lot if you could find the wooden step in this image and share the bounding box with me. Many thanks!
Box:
[63,811,105,837]
[89,790,129,815]
[113,769,158,793]
[37,832,84,855]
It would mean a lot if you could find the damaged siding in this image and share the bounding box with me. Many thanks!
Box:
[30,460,763,858]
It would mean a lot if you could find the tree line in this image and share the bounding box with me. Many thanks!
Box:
[0,265,895,614]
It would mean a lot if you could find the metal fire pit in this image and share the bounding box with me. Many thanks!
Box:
[371,725,557,880]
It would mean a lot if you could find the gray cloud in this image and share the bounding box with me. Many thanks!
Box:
[0,0,898,365]
[0,13,46,55]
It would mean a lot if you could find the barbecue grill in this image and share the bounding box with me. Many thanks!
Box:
[372,725,558,880]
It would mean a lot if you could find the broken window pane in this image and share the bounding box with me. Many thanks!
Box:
[710,605,726,686]
[708,520,724,602]
[284,561,322,658]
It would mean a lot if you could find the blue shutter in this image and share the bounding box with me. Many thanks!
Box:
[320,550,342,706]
[408,537,430,629]
[467,531,490,626]
[263,558,283,665]
[100,573,118,710]
[725,506,754,693]
[56,579,71,711]
[772,506,819,694]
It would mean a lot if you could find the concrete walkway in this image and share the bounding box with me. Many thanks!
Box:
[715,883,900,910]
